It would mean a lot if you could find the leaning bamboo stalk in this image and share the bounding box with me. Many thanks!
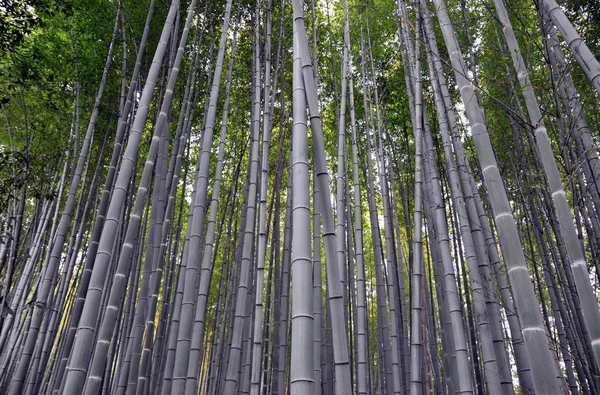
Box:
[124,120,170,395]
[420,5,529,387]
[538,0,600,96]
[134,92,189,395]
[429,0,564,392]
[51,2,157,386]
[494,0,600,370]
[60,2,182,393]
[0,196,53,358]
[143,25,204,394]
[182,14,238,395]
[0,197,54,379]
[8,5,122,393]
[35,134,109,394]
[545,23,600,205]
[0,190,33,349]
[414,9,475,394]
[423,17,503,394]
[157,115,198,395]
[90,0,198,388]
[52,3,156,390]
[155,38,208,389]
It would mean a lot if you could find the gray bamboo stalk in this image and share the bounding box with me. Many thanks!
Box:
[124,120,169,395]
[0,196,54,372]
[271,72,288,395]
[54,4,155,390]
[409,14,424,392]
[537,186,593,392]
[261,258,274,395]
[423,245,442,395]
[395,0,416,125]
[59,2,180,393]
[132,116,173,395]
[274,156,292,395]
[249,1,276,391]
[494,0,600,370]
[323,292,333,394]
[3,198,52,382]
[258,11,286,394]
[51,3,156,387]
[157,55,207,395]
[291,0,352,393]
[7,5,122,392]
[289,27,315,394]
[227,167,252,394]
[384,133,411,389]
[205,177,239,395]
[222,6,261,392]
[423,18,503,395]
[204,142,242,394]
[153,179,186,389]
[381,129,410,395]
[347,35,369,395]
[313,177,323,395]
[141,24,204,395]
[0,194,54,356]
[182,13,237,395]
[419,4,525,388]
[521,183,578,394]
[429,0,564,392]
[545,34,598,194]
[410,11,475,394]
[154,152,192,394]
[0,182,28,343]
[238,240,256,395]
[391,3,420,384]
[36,134,109,393]
[424,172,459,395]
[335,0,349,304]
[111,182,151,395]
[538,0,600,96]
[54,135,106,324]
[167,0,233,389]
[358,33,396,395]
[27,203,73,392]
[88,0,198,388]
[545,22,600,201]
[365,23,405,392]
[534,218,580,395]
[469,164,534,392]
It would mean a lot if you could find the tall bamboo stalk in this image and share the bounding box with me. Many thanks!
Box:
[429,0,564,392]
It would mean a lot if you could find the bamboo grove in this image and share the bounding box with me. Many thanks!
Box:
[1,0,600,393]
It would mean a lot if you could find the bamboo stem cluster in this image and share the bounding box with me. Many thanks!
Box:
[1,0,599,394]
